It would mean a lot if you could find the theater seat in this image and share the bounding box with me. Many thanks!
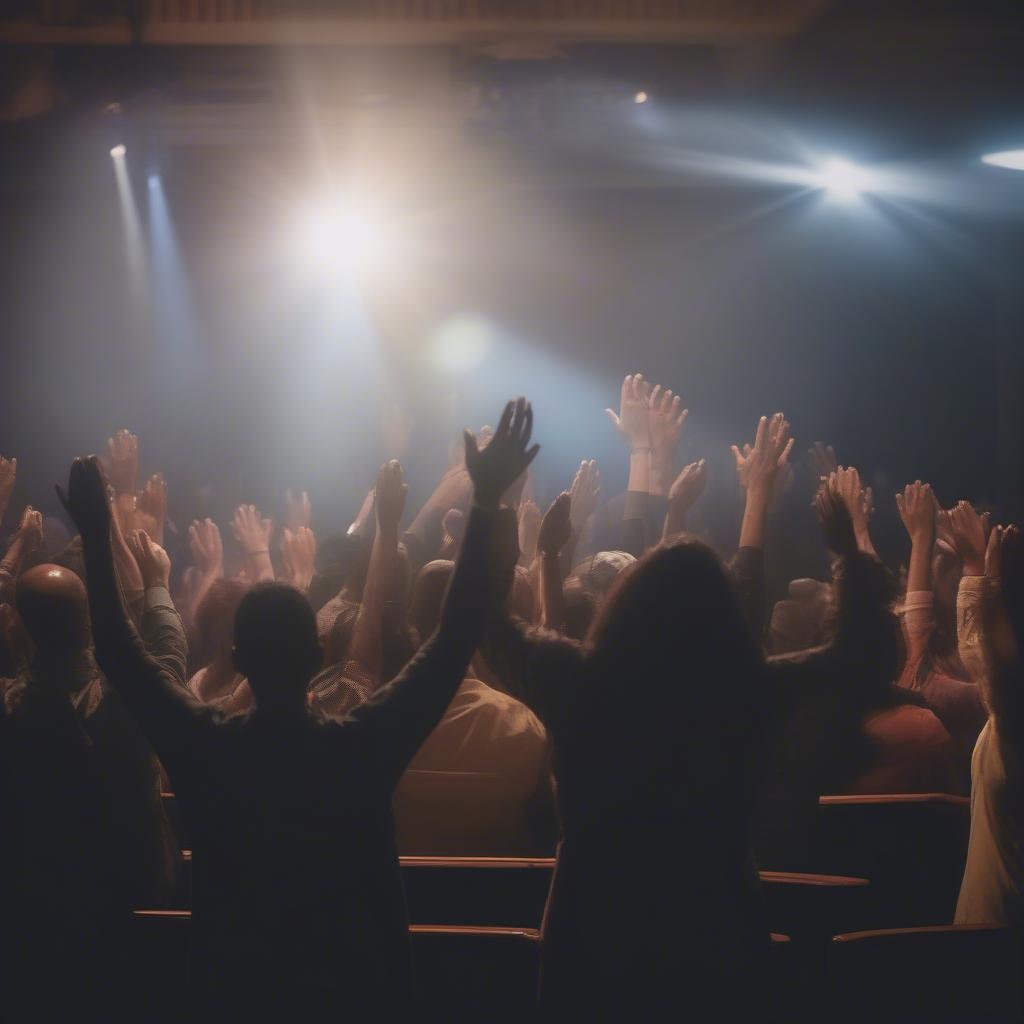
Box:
[827,924,1023,1022]
[410,925,541,1020]
[816,793,970,926]
[401,855,555,927]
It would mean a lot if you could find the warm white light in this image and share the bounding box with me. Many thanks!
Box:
[110,144,126,159]
[634,91,649,105]
[294,197,390,277]
[981,149,1024,171]
[817,157,871,201]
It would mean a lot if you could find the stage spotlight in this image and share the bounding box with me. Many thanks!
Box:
[110,144,126,159]
[981,149,1024,171]
[816,157,871,201]
[634,91,649,105]
[294,197,390,277]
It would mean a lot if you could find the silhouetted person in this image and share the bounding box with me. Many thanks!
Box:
[483,523,769,1019]
[1,564,174,1022]
[58,398,538,1021]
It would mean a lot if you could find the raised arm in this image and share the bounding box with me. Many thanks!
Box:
[126,529,189,689]
[347,398,540,785]
[562,459,600,577]
[230,504,275,583]
[730,413,794,639]
[896,481,939,670]
[662,459,707,541]
[606,373,653,556]
[648,383,688,501]
[183,517,224,626]
[828,465,877,558]
[343,460,407,683]
[58,457,206,762]
[0,506,43,605]
[538,492,571,630]
[948,501,991,687]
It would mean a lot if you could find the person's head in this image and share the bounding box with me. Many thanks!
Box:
[769,578,833,654]
[410,560,454,644]
[194,577,250,665]
[586,539,762,732]
[15,564,91,678]
[232,582,321,710]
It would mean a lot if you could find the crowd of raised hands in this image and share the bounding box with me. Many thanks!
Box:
[3,374,1024,1022]
[0,374,1020,686]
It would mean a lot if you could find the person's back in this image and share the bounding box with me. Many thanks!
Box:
[61,400,537,1019]
[483,539,768,1018]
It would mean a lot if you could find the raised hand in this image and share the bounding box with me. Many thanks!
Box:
[539,492,572,557]
[896,481,938,542]
[732,413,795,497]
[0,455,16,521]
[605,374,652,450]
[815,486,858,559]
[284,489,312,532]
[668,459,707,512]
[374,460,408,532]
[231,505,272,555]
[14,506,44,557]
[826,465,875,556]
[104,429,139,495]
[648,383,688,496]
[56,456,112,541]
[137,472,168,545]
[518,498,542,564]
[188,518,224,578]
[126,529,171,590]
[808,442,838,480]
[569,459,601,533]
[280,526,317,591]
[464,397,540,510]
[947,500,989,576]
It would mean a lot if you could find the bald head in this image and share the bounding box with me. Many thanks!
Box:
[16,564,90,657]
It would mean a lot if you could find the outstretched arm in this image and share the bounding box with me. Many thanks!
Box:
[730,413,794,639]
[126,529,189,689]
[949,502,993,687]
[607,373,654,556]
[896,481,939,671]
[230,505,274,583]
[0,506,43,605]
[58,457,206,765]
[343,460,407,683]
[538,492,571,630]
[662,459,707,541]
[347,399,540,787]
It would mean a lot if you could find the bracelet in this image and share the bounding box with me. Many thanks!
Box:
[248,549,270,556]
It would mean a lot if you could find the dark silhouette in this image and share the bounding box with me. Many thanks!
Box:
[58,398,538,1020]
[483,526,769,1019]
[1,564,175,1021]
